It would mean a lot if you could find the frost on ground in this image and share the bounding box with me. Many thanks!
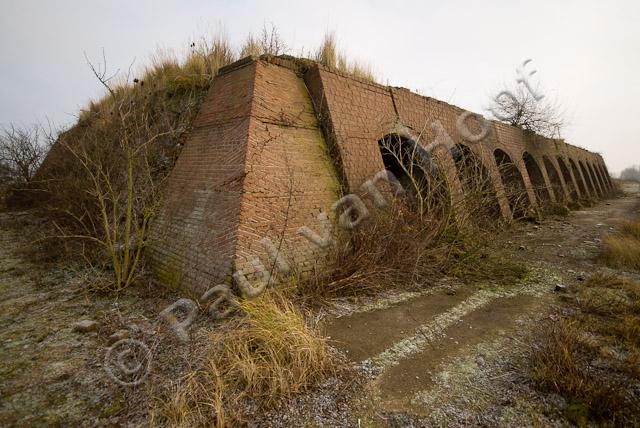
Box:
[1,186,638,426]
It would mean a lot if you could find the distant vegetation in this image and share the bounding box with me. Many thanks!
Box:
[620,165,640,182]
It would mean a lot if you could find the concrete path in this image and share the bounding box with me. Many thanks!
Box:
[324,184,640,420]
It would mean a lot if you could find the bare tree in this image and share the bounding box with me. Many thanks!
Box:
[0,124,48,183]
[259,23,287,56]
[488,85,566,138]
[239,24,287,58]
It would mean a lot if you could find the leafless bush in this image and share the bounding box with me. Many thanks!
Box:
[240,24,288,58]
[34,47,217,288]
[0,124,51,209]
[0,124,48,184]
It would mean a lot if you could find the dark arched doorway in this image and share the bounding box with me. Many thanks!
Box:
[557,157,578,200]
[378,134,448,217]
[523,152,551,204]
[543,156,566,202]
[451,144,501,219]
[494,149,529,218]
[569,158,588,197]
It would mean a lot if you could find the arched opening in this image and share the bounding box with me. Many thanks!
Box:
[450,144,501,219]
[592,163,607,192]
[597,163,611,188]
[569,158,588,197]
[579,160,598,196]
[557,157,578,200]
[587,163,604,195]
[523,152,551,204]
[494,149,529,218]
[378,134,448,217]
[604,164,613,187]
[542,156,565,202]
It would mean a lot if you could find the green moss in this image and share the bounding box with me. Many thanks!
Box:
[101,397,124,418]
[564,401,588,427]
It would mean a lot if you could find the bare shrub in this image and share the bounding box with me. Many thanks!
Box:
[0,124,50,208]
[34,43,227,288]
[294,200,452,304]
[0,124,48,183]
[239,24,288,58]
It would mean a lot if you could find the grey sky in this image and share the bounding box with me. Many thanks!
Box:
[1,0,638,174]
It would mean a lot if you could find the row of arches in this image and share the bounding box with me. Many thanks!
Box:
[490,149,611,216]
[479,149,611,217]
[377,133,612,220]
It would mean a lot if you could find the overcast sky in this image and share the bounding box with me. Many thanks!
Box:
[1,0,638,174]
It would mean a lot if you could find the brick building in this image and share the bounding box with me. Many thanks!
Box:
[148,56,612,296]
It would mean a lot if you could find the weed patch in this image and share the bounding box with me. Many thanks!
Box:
[601,219,640,270]
[529,272,640,425]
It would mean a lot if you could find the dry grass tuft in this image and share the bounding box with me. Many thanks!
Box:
[153,291,336,426]
[530,272,640,425]
[315,32,375,81]
[601,219,640,270]
[620,219,640,239]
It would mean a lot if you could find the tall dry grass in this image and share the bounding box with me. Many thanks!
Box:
[153,291,335,426]
[315,33,375,81]
[601,219,640,270]
[530,272,640,425]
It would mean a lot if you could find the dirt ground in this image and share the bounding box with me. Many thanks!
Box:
[1,181,639,427]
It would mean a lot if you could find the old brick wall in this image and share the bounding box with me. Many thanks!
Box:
[147,60,257,297]
[149,58,340,295]
[232,60,340,279]
[304,62,611,219]
[149,56,613,294]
